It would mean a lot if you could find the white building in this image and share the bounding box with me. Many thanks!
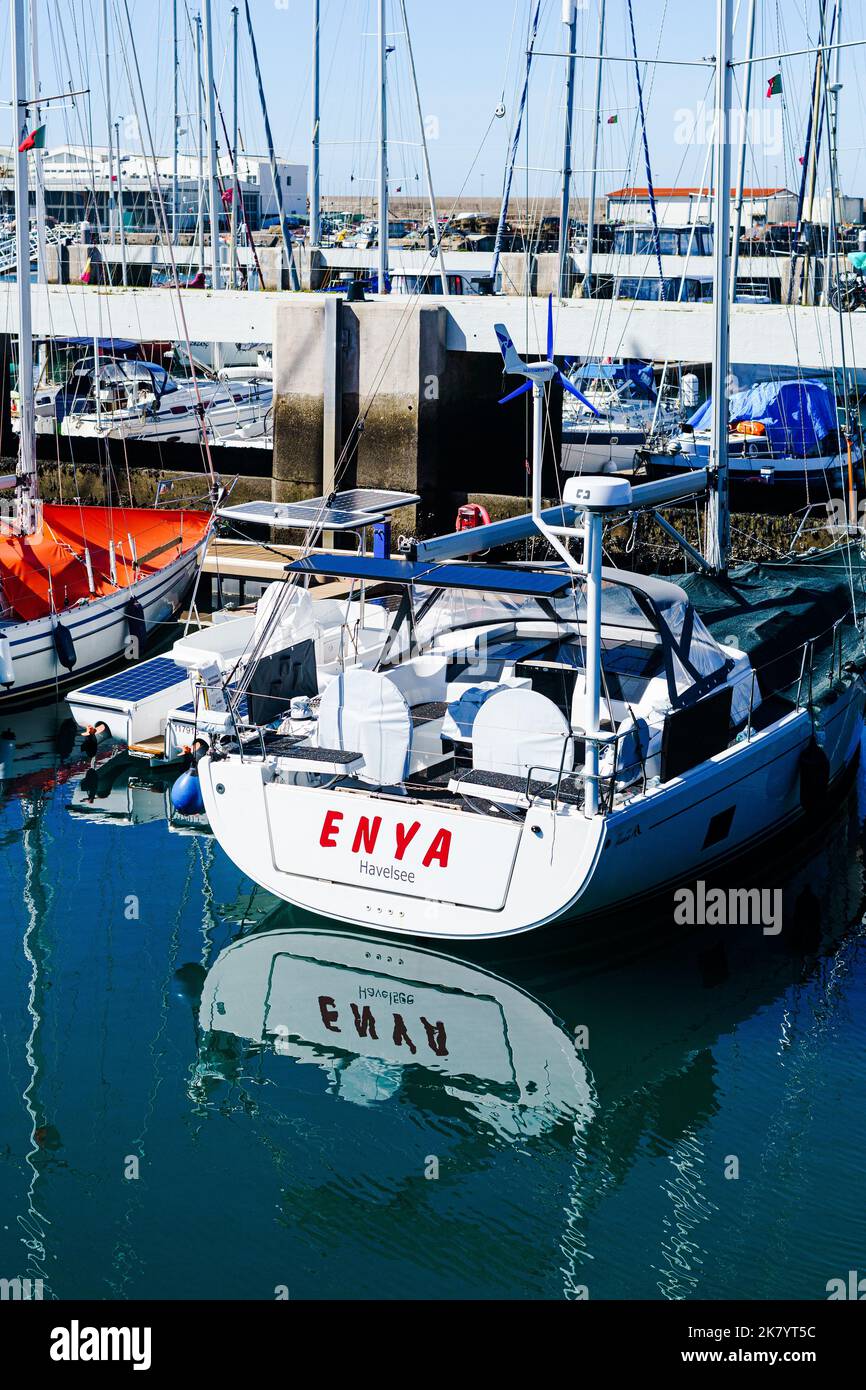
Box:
[605,185,799,228]
[0,143,308,231]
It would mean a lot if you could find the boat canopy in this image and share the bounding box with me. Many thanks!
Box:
[569,359,656,399]
[51,336,139,353]
[688,379,837,456]
[0,505,210,621]
[92,361,177,396]
[287,553,693,609]
[284,554,732,708]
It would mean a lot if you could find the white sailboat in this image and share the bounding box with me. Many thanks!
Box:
[195,0,866,941]
[60,359,273,447]
[0,0,211,708]
[561,359,682,475]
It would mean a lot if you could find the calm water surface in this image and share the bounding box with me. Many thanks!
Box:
[0,702,864,1301]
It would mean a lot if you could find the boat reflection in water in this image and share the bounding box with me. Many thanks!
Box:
[195,925,593,1141]
[187,755,866,1297]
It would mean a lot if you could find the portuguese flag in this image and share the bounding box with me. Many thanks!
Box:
[607,114,618,124]
[766,73,782,97]
[18,124,46,152]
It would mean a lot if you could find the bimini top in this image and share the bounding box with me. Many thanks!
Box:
[568,359,656,399]
[286,552,689,611]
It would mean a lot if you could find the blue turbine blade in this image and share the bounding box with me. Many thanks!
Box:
[498,380,533,405]
[559,372,601,415]
[547,293,554,361]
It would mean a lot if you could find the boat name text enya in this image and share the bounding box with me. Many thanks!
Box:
[319,810,452,873]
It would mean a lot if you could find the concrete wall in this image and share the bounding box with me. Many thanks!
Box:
[271,296,563,536]
[272,297,330,502]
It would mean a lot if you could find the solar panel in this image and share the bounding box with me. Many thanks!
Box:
[287,554,583,597]
[82,657,188,702]
[217,489,419,532]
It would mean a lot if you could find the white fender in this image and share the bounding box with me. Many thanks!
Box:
[0,633,15,688]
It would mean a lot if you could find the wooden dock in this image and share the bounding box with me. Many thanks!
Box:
[202,539,392,601]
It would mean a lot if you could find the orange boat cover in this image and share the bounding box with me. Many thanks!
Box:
[0,504,210,622]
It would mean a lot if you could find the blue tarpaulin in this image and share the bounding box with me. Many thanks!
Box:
[569,359,657,399]
[688,380,837,457]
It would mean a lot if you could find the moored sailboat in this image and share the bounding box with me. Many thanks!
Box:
[1,0,213,707]
[194,0,866,941]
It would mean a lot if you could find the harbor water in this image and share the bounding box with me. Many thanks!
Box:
[1,701,865,1301]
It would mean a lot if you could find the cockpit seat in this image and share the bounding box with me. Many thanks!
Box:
[317,668,412,787]
[470,687,574,791]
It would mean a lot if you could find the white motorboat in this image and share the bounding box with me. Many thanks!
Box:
[60,359,273,446]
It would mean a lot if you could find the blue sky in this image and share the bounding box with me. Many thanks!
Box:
[4,0,866,203]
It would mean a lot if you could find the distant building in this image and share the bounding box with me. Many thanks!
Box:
[0,144,308,231]
[605,185,798,228]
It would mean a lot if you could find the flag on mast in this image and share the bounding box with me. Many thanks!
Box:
[18,125,46,152]
[766,73,782,97]
[607,114,618,125]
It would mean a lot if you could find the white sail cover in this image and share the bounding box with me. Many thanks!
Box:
[317,669,412,787]
[472,688,574,784]
[253,582,317,661]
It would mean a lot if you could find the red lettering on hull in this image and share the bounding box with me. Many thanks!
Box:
[318,810,453,869]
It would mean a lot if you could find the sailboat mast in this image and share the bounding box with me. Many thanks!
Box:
[377,0,389,293]
[28,0,46,284]
[310,0,321,248]
[202,0,223,290]
[557,0,578,299]
[398,0,448,294]
[102,0,117,245]
[172,0,179,240]
[230,4,239,287]
[243,0,299,290]
[11,0,39,535]
[195,13,205,274]
[705,0,733,573]
[729,0,756,301]
[583,0,606,298]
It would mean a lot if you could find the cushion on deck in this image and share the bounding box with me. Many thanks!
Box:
[472,687,574,785]
[317,668,411,786]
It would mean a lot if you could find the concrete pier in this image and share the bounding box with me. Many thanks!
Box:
[3,279,866,535]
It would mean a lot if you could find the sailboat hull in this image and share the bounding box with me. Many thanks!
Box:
[199,679,865,941]
[0,540,205,708]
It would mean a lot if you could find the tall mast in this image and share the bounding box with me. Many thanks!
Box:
[172,0,179,240]
[310,0,321,248]
[29,0,46,284]
[377,0,389,293]
[230,5,239,286]
[115,119,128,285]
[11,0,39,535]
[705,0,733,573]
[398,0,448,294]
[583,0,606,298]
[195,12,205,274]
[101,0,116,244]
[729,0,756,301]
[557,0,578,299]
[243,0,300,289]
[202,0,222,290]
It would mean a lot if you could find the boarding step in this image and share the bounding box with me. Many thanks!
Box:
[449,767,584,807]
[264,734,365,776]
